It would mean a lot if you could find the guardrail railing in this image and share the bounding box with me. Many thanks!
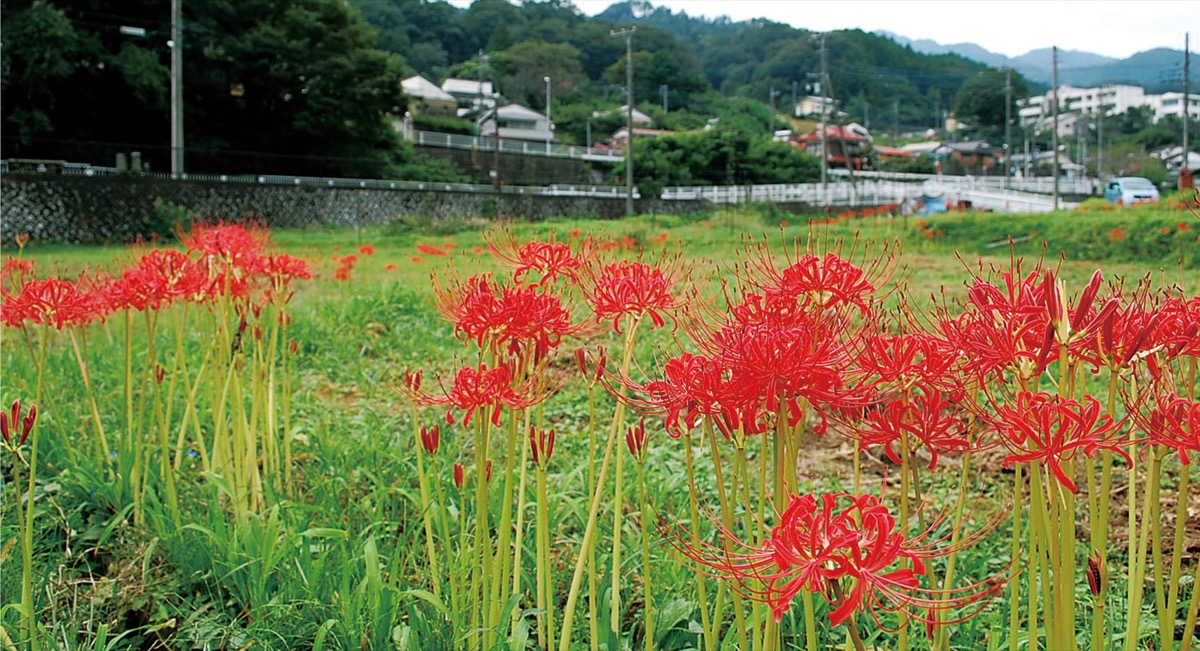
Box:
[407,130,624,162]
[0,160,639,199]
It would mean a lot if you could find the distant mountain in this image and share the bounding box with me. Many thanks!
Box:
[878,32,1197,92]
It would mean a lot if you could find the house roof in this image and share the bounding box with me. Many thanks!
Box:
[441,78,495,97]
[936,140,996,155]
[402,75,455,102]
[611,127,666,139]
[900,141,942,155]
[478,104,547,123]
[795,125,869,143]
[593,105,653,124]
[873,146,913,158]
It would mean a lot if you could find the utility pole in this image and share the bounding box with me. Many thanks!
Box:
[1183,33,1191,188]
[613,26,636,216]
[544,75,552,154]
[1005,67,1012,189]
[170,0,184,177]
[1052,46,1060,210]
[769,85,776,134]
[819,33,828,197]
[892,99,899,147]
[1097,86,1105,181]
[661,84,668,113]
[792,79,798,114]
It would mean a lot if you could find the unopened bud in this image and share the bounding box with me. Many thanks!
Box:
[453,462,465,489]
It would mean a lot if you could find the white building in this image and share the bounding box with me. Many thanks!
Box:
[1019,84,1197,135]
[477,104,554,143]
[441,78,500,115]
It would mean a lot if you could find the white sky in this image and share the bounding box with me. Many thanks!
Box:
[454,0,1198,60]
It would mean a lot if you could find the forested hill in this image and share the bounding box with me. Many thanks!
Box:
[353,0,1004,128]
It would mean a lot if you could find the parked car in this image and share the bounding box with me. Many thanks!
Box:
[1104,177,1160,205]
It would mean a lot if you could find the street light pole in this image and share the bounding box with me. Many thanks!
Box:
[170,0,184,177]
[544,75,552,154]
[612,27,636,216]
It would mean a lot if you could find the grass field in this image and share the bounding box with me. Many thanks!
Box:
[2,201,1199,651]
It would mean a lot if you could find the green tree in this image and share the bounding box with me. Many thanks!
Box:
[952,69,1029,139]
[494,39,586,111]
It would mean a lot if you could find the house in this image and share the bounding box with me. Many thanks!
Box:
[593,105,654,126]
[794,95,839,119]
[900,141,943,157]
[1019,84,1200,133]
[791,125,869,170]
[933,141,999,175]
[609,127,668,150]
[477,104,553,143]
[401,75,458,118]
[441,78,500,115]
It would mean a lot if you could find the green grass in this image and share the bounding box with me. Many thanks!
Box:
[2,204,1198,650]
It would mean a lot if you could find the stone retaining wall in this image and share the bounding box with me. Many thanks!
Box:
[0,173,704,243]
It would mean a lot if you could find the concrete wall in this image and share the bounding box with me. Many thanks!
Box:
[0,173,700,243]
[413,145,611,185]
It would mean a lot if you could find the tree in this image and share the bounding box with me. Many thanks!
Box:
[494,40,586,111]
[951,69,1029,140]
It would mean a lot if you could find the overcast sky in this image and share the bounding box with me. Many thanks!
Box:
[464,0,1197,60]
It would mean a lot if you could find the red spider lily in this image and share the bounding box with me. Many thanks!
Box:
[384,263,398,271]
[712,316,859,428]
[948,268,1052,384]
[1136,393,1200,465]
[582,256,684,333]
[485,231,588,287]
[453,462,465,489]
[625,418,649,460]
[417,363,542,427]
[850,389,972,469]
[629,353,745,437]
[854,332,959,394]
[181,221,268,267]
[14,233,29,248]
[420,424,441,455]
[665,492,1008,627]
[417,244,448,256]
[1153,295,1200,360]
[2,258,34,288]
[0,400,37,446]
[437,274,581,359]
[358,245,376,256]
[104,249,211,311]
[255,254,312,297]
[738,239,898,316]
[1081,295,1162,372]
[2,276,103,329]
[984,391,1128,493]
[529,426,556,464]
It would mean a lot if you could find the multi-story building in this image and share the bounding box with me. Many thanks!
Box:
[1019,84,1198,136]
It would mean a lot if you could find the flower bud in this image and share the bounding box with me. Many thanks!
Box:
[626,418,649,461]
[530,426,556,465]
[453,462,465,489]
[288,339,299,355]
[485,459,494,484]
[1086,549,1107,596]
[420,425,440,455]
[21,405,36,445]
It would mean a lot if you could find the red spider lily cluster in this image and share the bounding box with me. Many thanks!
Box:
[2,222,311,328]
[669,492,1006,627]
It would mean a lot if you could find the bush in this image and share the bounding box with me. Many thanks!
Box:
[412,113,476,136]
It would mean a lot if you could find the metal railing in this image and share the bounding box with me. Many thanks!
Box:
[832,169,1098,195]
[407,130,624,162]
[0,160,639,199]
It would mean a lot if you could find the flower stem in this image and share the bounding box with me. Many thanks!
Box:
[557,318,642,651]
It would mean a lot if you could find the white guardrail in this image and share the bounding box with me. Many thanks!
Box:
[408,130,624,162]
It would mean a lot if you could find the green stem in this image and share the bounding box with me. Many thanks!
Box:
[1007,463,1023,651]
[585,383,600,651]
[638,461,653,651]
[536,464,551,650]
[21,412,41,651]
[1126,452,1159,651]
[557,318,642,651]
[684,429,715,651]
[1167,466,1192,651]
